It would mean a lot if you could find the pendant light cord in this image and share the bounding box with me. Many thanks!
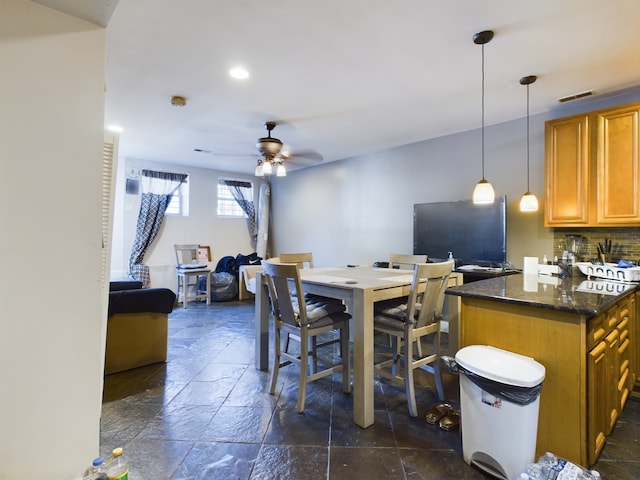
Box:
[481,43,486,180]
[526,83,530,191]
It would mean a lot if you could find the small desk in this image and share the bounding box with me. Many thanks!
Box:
[255,266,462,428]
[176,268,211,308]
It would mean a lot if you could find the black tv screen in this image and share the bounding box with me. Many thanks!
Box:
[413,196,507,266]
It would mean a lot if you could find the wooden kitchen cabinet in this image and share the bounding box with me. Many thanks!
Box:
[586,294,635,464]
[545,113,591,225]
[545,102,640,227]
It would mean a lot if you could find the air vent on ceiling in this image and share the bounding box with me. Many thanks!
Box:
[557,90,594,103]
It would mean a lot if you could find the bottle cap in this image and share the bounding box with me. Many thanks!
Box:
[92,456,105,466]
[112,447,123,457]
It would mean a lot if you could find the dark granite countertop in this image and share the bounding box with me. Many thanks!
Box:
[446,273,637,317]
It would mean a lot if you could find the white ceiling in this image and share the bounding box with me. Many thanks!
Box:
[40,0,640,175]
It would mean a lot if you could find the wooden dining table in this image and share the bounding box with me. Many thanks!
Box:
[254,265,462,428]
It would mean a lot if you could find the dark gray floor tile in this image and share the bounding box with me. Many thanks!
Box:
[200,406,273,443]
[399,448,487,479]
[263,406,331,446]
[250,444,328,480]
[330,408,396,447]
[329,446,405,480]
[137,404,220,441]
[171,442,260,480]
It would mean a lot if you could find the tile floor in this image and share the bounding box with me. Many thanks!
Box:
[101,300,640,479]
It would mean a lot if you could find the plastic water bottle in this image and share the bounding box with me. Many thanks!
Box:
[82,457,107,480]
[521,462,544,479]
[536,452,598,479]
[106,447,129,480]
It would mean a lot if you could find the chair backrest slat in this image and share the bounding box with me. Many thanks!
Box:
[279,252,314,269]
[174,244,199,265]
[262,261,307,327]
[406,261,454,329]
[389,253,428,270]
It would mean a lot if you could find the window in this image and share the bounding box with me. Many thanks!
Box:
[165,178,189,216]
[217,178,253,217]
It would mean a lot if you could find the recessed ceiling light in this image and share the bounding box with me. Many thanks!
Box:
[106,124,124,133]
[229,66,250,80]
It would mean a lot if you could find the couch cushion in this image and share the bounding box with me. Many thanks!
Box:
[108,288,176,317]
[109,279,143,291]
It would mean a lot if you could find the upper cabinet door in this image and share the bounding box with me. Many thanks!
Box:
[596,105,640,225]
[545,114,591,226]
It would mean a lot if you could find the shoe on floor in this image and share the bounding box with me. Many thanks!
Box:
[438,410,460,431]
[425,402,452,425]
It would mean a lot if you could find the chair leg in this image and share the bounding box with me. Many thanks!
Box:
[310,337,318,374]
[433,333,445,401]
[405,346,418,418]
[297,329,309,413]
[269,323,282,395]
[391,336,401,376]
[341,324,351,393]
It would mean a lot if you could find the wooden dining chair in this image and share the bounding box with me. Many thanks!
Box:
[279,252,314,269]
[389,253,428,270]
[373,260,454,417]
[262,261,350,413]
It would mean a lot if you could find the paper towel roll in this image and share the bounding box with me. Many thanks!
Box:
[523,256,539,276]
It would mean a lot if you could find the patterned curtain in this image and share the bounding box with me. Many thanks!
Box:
[129,169,187,286]
[223,179,257,250]
[256,181,270,259]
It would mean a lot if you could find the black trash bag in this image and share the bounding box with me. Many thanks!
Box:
[199,272,238,302]
[457,365,543,406]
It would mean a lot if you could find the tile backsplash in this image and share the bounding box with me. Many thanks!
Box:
[552,227,640,263]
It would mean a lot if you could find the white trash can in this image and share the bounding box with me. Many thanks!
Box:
[456,345,546,480]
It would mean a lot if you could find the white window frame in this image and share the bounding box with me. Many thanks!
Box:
[165,178,189,216]
[217,178,253,218]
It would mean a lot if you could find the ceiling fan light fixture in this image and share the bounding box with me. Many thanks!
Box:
[276,163,286,177]
[256,121,283,160]
[255,160,264,177]
[261,160,272,175]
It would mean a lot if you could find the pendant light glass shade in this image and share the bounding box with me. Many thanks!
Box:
[472,179,495,204]
[472,30,495,205]
[519,75,538,212]
[255,161,264,177]
[261,160,272,175]
[519,192,539,211]
[276,163,286,177]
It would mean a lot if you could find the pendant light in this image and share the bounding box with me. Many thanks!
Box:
[519,75,539,212]
[472,30,495,205]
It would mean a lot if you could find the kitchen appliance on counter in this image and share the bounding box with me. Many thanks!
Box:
[564,234,584,261]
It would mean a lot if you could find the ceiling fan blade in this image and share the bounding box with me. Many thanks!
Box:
[281,148,323,165]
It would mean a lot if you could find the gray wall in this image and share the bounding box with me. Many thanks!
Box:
[270,90,640,269]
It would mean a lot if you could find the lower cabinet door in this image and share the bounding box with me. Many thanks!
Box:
[588,341,608,466]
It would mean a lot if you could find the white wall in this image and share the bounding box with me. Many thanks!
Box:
[110,157,258,288]
[270,90,640,269]
[0,1,105,478]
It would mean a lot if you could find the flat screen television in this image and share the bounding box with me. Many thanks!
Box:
[413,196,507,267]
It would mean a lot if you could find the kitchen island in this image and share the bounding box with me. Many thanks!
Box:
[446,274,637,468]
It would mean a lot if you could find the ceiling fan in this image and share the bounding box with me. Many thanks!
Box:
[254,121,322,177]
